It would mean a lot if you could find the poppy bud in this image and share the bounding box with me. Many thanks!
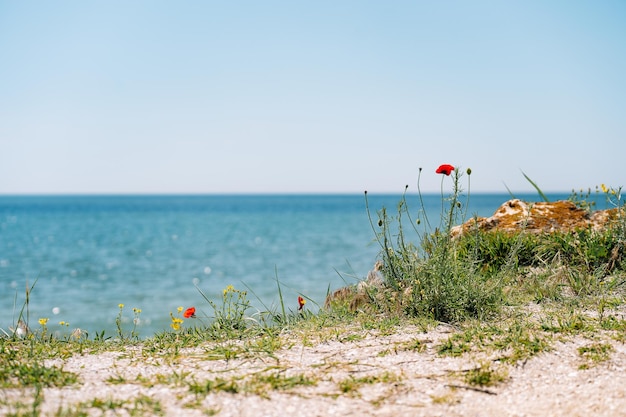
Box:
[466,168,472,175]
[378,219,383,227]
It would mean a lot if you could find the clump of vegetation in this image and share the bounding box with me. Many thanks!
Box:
[578,342,614,369]
[365,166,504,323]
[361,167,626,324]
[463,361,508,387]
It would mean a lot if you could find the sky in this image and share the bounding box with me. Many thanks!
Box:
[0,1,624,194]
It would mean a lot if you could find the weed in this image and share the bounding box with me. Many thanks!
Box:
[114,304,143,341]
[195,284,251,338]
[431,390,460,405]
[105,374,127,385]
[245,371,316,398]
[437,334,472,357]
[578,342,614,369]
[188,368,315,399]
[437,317,552,364]
[337,372,401,396]
[0,341,79,389]
[53,395,164,417]
[367,166,503,323]
[464,361,508,387]
[189,377,241,395]
[204,341,245,361]
[379,337,427,356]
[540,310,595,335]
[569,187,599,211]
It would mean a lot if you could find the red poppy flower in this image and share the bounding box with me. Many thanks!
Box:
[183,307,196,318]
[435,164,454,176]
[298,296,306,311]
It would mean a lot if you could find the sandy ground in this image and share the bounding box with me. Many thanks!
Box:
[3,323,626,417]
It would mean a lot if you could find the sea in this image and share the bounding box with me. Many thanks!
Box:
[0,192,572,339]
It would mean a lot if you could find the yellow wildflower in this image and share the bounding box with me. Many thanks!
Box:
[118,303,124,309]
[170,317,184,331]
[38,318,49,326]
[223,284,235,296]
[133,308,142,314]
[169,312,184,331]
[177,306,184,313]
[601,184,608,193]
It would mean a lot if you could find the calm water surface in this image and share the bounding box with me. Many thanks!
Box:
[0,193,570,338]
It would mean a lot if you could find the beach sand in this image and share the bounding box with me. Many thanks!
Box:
[4,320,626,417]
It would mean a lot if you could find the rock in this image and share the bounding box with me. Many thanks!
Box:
[451,199,623,237]
[324,260,384,310]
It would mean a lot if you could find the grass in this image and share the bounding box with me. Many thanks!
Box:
[434,312,554,365]
[463,361,509,387]
[187,368,317,399]
[1,169,625,415]
[578,342,614,369]
[337,371,402,396]
[44,394,165,417]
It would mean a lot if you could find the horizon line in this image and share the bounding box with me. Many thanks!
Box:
[0,190,575,197]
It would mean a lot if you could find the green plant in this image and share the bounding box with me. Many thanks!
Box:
[187,369,315,399]
[521,171,549,202]
[436,316,553,365]
[54,395,164,417]
[367,166,503,323]
[578,342,614,369]
[504,170,549,202]
[568,186,598,211]
[1,279,38,340]
[196,284,251,337]
[337,372,401,396]
[245,371,316,398]
[464,361,508,387]
[0,349,78,389]
[114,303,142,341]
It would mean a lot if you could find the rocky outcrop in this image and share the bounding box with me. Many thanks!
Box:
[451,199,623,237]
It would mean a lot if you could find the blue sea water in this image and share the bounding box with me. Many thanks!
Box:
[0,192,570,338]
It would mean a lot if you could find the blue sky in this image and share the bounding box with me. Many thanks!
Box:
[1,1,624,194]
